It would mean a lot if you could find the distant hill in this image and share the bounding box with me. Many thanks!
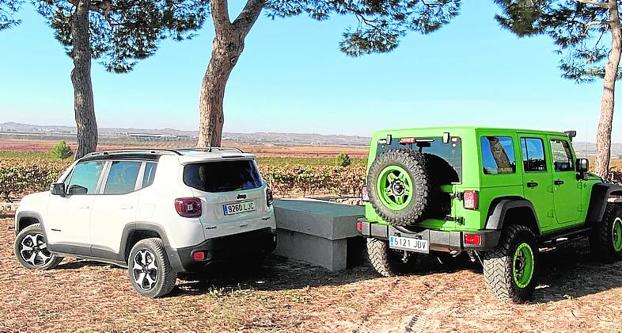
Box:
[0,122,371,147]
[3,122,621,155]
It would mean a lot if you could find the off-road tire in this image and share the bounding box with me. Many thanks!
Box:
[367,150,432,227]
[14,223,63,270]
[590,204,622,262]
[128,238,176,298]
[482,225,538,303]
[366,238,417,276]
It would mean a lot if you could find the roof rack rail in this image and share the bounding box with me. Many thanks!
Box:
[84,149,182,157]
[175,147,244,153]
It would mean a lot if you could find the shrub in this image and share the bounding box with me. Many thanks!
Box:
[335,153,351,168]
[51,141,73,159]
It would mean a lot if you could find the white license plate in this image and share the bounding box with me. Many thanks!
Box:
[389,236,429,253]
[223,201,256,215]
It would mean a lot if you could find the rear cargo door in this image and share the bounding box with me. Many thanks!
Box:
[183,159,271,236]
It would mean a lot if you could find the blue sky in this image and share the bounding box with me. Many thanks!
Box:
[0,1,614,143]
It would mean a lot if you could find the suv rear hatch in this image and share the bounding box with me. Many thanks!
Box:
[183,158,271,234]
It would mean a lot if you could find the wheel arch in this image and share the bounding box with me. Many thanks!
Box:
[15,211,45,236]
[485,198,541,236]
[121,223,171,263]
[587,183,622,223]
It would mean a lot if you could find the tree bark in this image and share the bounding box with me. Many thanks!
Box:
[595,0,622,179]
[71,0,98,159]
[197,0,264,148]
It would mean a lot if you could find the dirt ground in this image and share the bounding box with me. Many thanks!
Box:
[1,215,621,333]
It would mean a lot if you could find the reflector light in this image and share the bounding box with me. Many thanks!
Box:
[464,234,482,246]
[356,219,363,233]
[192,251,206,261]
[463,191,479,210]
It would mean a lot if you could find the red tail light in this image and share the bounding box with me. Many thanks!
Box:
[463,190,479,210]
[464,233,482,246]
[356,218,364,233]
[266,187,274,206]
[192,251,206,261]
[361,186,370,202]
[175,197,202,218]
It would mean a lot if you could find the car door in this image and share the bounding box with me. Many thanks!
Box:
[548,136,583,225]
[518,136,556,232]
[89,160,144,259]
[45,160,106,253]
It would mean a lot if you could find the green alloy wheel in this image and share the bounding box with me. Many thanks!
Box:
[376,165,414,210]
[512,243,535,289]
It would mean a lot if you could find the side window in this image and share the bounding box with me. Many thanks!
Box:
[142,162,157,188]
[520,138,547,172]
[103,161,141,195]
[481,136,516,175]
[65,161,105,195]
[550,139,574,172]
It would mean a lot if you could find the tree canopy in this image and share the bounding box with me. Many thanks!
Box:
[0,0,22,30]
[494,0,620,83]
[265,0,462,56]
[33,0,206,73]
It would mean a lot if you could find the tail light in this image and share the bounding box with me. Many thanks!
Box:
[463,190,479,210]
[356,218,364,233]
[266,187,274,206]
[464,233,481,246]
[175,197,202,218]
[361,186,370,202]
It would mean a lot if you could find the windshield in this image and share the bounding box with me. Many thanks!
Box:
[377,136,462,183]
[183,160,264,193]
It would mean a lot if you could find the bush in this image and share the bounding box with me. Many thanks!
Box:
[51,141,73,159]
[335,153,351,168]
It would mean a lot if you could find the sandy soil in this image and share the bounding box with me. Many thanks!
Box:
[1,215,621,332]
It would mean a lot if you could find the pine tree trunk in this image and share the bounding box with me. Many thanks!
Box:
[197,0,264,148]
[595,0,622,179]
[71,0,98,159]
[197,33,243,148]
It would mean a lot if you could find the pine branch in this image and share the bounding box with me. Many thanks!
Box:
[211,0,231,33]
[574,0,609,8]
[232,0,264,37]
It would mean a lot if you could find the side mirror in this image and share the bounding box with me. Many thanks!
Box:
[50,183,66,197]
[576,158,589,173]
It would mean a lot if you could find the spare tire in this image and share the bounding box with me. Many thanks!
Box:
[367,149,432,227]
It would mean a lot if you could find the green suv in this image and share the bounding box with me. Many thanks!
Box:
[357,127,622,303]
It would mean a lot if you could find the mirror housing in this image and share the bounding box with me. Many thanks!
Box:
[50,183,66,196]
[576,158,589,174]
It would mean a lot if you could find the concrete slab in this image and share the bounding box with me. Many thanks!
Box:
[273,199,364,271]
[273,199,363,240]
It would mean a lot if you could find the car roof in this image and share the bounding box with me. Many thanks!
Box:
[373,126,570,137]
[82,148,256,162]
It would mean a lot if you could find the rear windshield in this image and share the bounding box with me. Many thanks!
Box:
[183,160,264,193]
[377,136,462,183]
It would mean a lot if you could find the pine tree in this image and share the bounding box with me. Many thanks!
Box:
[495,0,622,179]
[197,0,462,147]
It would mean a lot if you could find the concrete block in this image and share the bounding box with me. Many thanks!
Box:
[273,199,364,271]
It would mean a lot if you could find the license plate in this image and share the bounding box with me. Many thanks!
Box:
[223,201,256,215]
[389,235,429,254]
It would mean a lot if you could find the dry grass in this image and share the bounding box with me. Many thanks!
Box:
[1,215,622,332]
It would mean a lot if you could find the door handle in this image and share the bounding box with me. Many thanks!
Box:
[527,181,539,188]
[554,180,564,186]
[78,205,90,209]
[120,204,134,210]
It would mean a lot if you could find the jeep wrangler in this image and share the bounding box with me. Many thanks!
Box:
[358,127,622,303]
[14,148,276,297]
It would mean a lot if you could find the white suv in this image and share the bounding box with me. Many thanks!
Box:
[14,148,276,297]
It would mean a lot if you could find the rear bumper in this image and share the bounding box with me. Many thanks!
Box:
[168,227,277,273]
[358,220,501,252]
